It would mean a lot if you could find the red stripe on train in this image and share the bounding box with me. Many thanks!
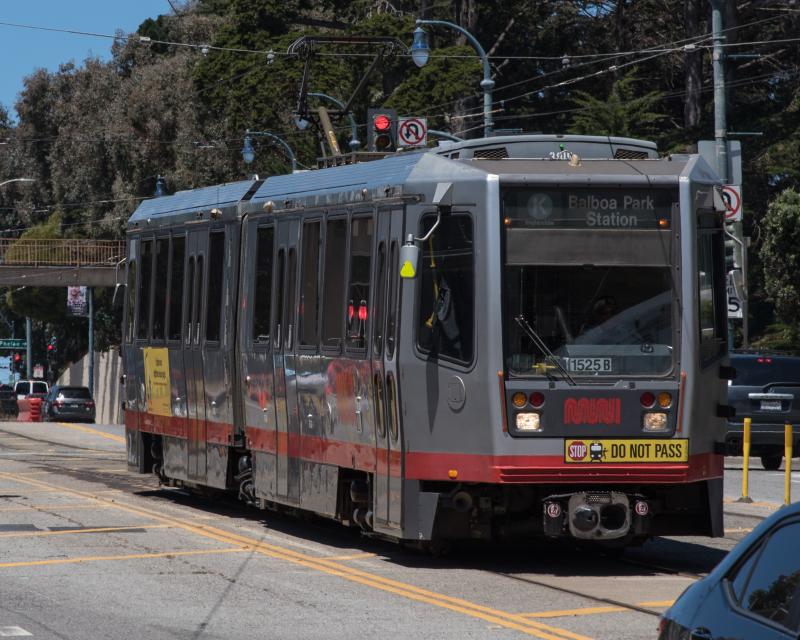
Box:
[126,410,721,484]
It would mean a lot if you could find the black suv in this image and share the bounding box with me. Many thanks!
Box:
[726,353,800,470]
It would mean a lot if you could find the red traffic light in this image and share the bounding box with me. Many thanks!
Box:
[373,114,391,132]
[13,353,21,362]
[47,344,54,352]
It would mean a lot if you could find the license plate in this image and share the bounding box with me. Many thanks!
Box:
[761,400,782,411]
[69,403,79,408]
[564,438,688,463]
[566,357,612,373]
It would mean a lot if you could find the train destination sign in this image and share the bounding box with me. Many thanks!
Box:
[503,188,677,229]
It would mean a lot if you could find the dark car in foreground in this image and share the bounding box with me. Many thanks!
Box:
[43,385,96,423]
[0,384,18,419]
[726,353,800,470]
[659,502,800,640]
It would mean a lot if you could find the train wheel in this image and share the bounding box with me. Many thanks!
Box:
[760,454,782,471]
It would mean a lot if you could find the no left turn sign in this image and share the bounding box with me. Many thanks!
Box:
[721,185,742,222]
[398,117,427,147]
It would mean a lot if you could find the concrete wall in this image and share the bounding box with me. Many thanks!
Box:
[57,349,123,425]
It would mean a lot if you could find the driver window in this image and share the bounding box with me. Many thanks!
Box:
[416,213,474,364]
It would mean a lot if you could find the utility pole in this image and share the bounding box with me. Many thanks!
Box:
[711,0,728,184]
[25,317,32,379]
[88,287,94,396]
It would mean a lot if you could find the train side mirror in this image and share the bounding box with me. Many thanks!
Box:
[400,235,419,279]
[112,282,125,309]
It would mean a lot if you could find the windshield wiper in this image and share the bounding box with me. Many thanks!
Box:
[514,314,576,386]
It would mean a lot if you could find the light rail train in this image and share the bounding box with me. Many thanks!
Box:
[123,134,733,546]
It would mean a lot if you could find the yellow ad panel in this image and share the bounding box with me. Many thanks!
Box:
[143,347,171,417]
[564,439,688,464]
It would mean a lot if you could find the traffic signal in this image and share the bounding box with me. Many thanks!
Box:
[724,223,742,273]
[47,335,57,356]
[12,353,23,373]
[367,108,397,152]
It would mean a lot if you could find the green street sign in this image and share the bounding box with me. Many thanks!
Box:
[0,339,26,349]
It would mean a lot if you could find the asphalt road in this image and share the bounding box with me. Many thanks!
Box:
[0,421,788,640]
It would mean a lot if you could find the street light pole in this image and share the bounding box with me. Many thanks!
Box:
[242,130,298,172]
[411,19,494,137]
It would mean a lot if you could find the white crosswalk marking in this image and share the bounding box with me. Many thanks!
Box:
[0,627,33,637]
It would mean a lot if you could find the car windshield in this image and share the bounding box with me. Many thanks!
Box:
[732,357,800,386]
[32,382,48,394]
[57,388,91,399]
[16,382,30,395]
[505,265,674,377]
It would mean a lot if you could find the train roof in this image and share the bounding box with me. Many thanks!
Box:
[127,135,717,229]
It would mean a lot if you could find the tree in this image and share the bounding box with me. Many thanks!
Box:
[759,188,800,348]
[569,71,666,139]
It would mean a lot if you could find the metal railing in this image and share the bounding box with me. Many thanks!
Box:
[0,239,125,267]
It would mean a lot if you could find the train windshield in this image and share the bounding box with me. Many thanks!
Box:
[502,186,677,378]
[505,266,673,377]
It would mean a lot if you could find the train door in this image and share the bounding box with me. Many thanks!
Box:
[372,208,404,531]
[185,227,209,483]
[273,218,300,503]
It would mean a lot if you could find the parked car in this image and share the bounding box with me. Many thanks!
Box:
[42,385,95,423]
[659,501,800,639]
[14,379,49,400]
[725,353,800,470]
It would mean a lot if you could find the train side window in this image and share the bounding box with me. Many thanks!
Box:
[205,230,225,343]
[152,238,169,340]
[346,216,373,351]
[137,239,154,340]
[299,220,321,348]
[286,247,297,351]
[417,214,475,364]
[322,218,347,349]
[697,220,726,365]
[167,236,185,342]
[372,241,386,356]
[386,241,399,359]
[252,226,274,346]
[125,257,136,343]
[185,257,195,345]
[273,249,285,350]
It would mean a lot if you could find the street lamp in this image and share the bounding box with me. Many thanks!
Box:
[411,19,494,138]
[306,92,361,151]
[241,130,298,173]
[0,178,35,188]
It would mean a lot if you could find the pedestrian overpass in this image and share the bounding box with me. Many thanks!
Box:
[0,239,124,287]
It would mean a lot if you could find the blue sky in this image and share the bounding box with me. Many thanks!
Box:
[0,2,170,120]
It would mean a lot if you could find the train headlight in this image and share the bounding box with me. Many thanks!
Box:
[516,412,541,431]
[643,412,668,431]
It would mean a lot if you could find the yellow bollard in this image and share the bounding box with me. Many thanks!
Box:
[738,417,753,503]
[785,423,793,505]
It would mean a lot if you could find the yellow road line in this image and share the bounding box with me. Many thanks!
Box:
[0,503,111,512]
[0,547,247,569]
[55,422,125,444]
[521,600,675,619]
[0,524,170,539]
[320,552,377,561]
[0,471,591,640]
[523,607,625,619]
